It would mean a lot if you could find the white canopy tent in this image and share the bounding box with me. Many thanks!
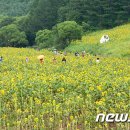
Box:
[100,35,110,44]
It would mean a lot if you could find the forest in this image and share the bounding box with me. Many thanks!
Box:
[0,0,130,49]
[0,0,32,16]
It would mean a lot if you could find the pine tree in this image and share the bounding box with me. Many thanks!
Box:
[25,0,65,33]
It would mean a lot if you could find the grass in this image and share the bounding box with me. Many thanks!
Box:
[66,23,130,58]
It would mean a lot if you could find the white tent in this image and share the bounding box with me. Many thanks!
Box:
[100,35,110,44]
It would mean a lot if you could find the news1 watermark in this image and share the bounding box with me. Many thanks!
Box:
[96,113,130,123]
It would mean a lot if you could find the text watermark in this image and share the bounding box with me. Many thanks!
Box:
[96,113,130,123]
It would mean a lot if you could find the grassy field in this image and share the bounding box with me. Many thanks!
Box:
[66,23,130,58]
[0,47,129,130]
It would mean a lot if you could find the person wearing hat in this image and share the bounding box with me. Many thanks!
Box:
[40,58,44,64]
[38,55,44,64]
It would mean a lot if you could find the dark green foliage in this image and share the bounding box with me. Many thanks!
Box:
[0,0,130,48]
[35,29,53,48]
[13,16,36,46]
[20,0,67,46]
[24,0,65,33]
[0,24,28,47]
[35,21,82,49]
[58,0,130,29]
[52,21,83,49]
[0,0,32,16]
[82,22,91,32]
[1,0,130,30]
[0,16,16,28]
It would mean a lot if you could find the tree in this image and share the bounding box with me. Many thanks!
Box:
[25,0,65,33]
[15,16,36,46]
[52,21,82,49]
[0,24,28,47]
[0,0,32,16]
[35,29,53,48]
[20,0,66,46]
[58,0,130,29]
[58,0,88,23]
[0,16,16,28]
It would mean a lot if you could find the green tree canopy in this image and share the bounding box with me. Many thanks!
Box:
[0,24,28,47]
[58,0,130,29]
[0,16,16,28]
[35,29,53,48]
[24,0,65,33]
[53,21,82,49]
[0,0,32,16]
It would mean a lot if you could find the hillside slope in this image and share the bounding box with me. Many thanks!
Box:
[0,0,33,16]
[66,23,130,58]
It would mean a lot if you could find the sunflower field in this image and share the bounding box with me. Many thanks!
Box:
[0,48,129,130]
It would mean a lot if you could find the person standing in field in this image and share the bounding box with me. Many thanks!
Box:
[75,52,80,57]
[96,58,100,63]
[26,57,29,63]
[82,51,86,57]
[38,55,44,64]
[53,49,58,55]
[0,56,3,63]
[62,57,66,63]
[53,57,57,64]
[64,51,67,56]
